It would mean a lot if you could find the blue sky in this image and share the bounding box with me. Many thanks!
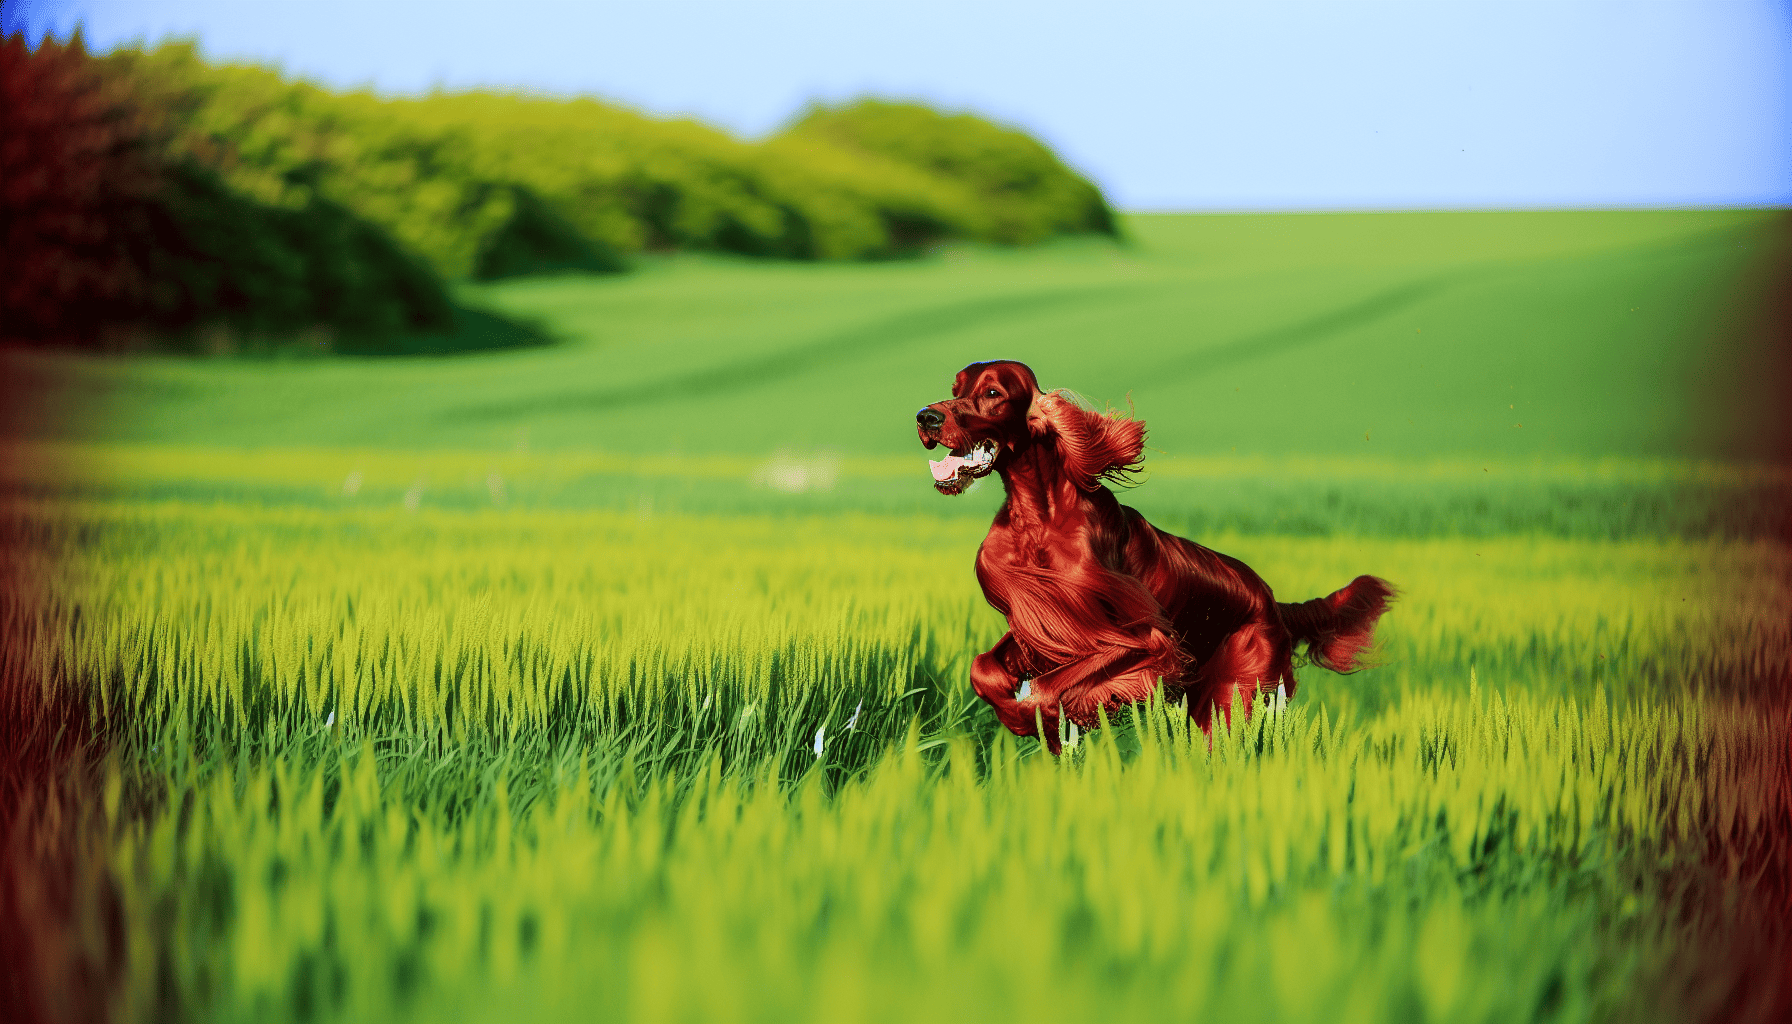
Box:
[7,0,1788,210]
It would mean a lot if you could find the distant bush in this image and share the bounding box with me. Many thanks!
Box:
[2,31,168,342]
[148,160,458,340]
[2,35,1120,350]
[778,99,1118,245]
[473,186,628,281]
[110,41,1117,271]
[0,33,545,354]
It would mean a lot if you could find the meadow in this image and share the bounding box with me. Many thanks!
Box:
[3,211,1789,1023]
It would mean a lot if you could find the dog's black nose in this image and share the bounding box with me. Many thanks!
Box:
[916,408,945,429]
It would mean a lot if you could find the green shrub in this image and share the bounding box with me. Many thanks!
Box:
[373,89,991,262]
[0,30,170,341]
[3,34,1123,352]
[106,42,1118,272]
[779,99,1118,244]
[0,33,542,354]
[473,186,628,280]
[148,159,457,338]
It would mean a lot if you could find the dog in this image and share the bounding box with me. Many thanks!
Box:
[916,360,1395,748]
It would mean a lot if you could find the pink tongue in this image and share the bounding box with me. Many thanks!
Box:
[929,455,966,482]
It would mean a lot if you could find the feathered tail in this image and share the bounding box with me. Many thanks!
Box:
[1277,575,1397,673]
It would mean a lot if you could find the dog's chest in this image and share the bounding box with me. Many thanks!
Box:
[976,521,1116,600]
[977,528,1056,576]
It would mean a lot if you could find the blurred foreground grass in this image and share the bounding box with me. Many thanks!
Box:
[5,446,1789,1022]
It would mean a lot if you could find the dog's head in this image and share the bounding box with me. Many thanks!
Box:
[914,360,1037,495]
[915,360,1146,495]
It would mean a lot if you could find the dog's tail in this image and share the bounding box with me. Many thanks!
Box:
[1278,575,1397,673]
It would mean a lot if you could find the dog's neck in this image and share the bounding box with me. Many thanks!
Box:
[995,437,1091,533]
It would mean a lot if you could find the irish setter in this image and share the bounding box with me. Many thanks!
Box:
[917,360,1395,749]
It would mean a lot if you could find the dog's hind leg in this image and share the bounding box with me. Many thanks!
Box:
[1187,620,1293,733]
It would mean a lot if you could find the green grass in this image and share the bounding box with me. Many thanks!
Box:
[6,457,1788,720]
[6,458,1789,1022]
[92,690,1790,1024]
[3,211,1789,1023]
[3,210,1786,460]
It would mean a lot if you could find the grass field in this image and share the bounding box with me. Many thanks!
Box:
[3,211,1789,1023]
[5,211,1788,460]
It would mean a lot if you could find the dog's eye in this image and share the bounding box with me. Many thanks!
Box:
[985,388,1001,399]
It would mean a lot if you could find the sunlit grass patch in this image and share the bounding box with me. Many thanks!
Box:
[6,491,1785,753]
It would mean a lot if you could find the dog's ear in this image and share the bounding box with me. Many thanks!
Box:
[1027,389,1146,490]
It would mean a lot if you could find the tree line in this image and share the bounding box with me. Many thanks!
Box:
[1,33,1116,354]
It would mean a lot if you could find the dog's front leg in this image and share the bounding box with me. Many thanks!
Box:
[970,632,1029,702]
[973,641,1129,749]
[971,633,1054,738]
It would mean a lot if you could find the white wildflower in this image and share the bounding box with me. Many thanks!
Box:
[325,710,335,729]
[813,725,826,758]
[844,700,862,731]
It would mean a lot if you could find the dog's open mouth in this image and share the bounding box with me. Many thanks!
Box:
[928,439,998,495]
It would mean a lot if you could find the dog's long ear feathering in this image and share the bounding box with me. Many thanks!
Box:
[1027,389,1147,490]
